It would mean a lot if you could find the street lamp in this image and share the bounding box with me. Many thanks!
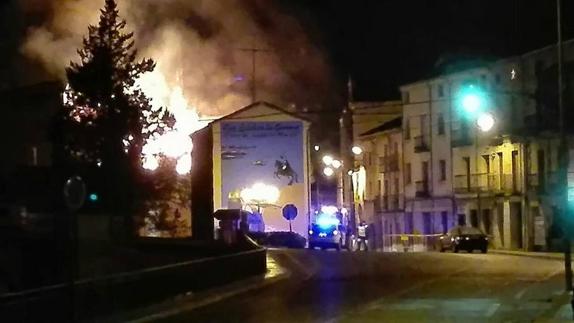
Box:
[332,159,342,169]
[323,167,334,177]
[476,112,495,132]
[322,155,334,166]
[314,145,320,151]
[352,146,363,155]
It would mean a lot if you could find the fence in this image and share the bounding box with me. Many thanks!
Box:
[0,239,266,322]
[382,234,443,252]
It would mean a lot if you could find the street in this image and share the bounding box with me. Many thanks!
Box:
[153,250,568,322]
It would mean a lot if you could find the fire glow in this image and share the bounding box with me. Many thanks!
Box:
[136,68,210,174]
[64,67,211,174]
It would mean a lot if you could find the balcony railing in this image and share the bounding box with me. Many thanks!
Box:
[415,180,430,197]
[454,173,488,193]
[414,136,430,152]
[488,174,521,194]
[451,128,472,147]
[378,154,399,173]
[454,173,522,194]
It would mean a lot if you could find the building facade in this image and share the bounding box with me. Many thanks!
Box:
[349,41,574,251]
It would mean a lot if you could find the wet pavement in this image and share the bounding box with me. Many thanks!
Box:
[152,249,570,322]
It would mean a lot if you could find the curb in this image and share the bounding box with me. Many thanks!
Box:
[102,266,290,323]
[489,249,565,261]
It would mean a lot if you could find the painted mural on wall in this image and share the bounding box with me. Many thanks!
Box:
[221,121,306,234]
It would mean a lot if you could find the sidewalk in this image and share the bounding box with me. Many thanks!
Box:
[489,249,566,260]
[103,253,289,323]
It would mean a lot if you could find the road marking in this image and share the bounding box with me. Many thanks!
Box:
[486,303,500,317]
[514,287,528,300]
[281,250,316,279]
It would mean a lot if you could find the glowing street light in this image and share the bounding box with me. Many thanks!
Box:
[352,146,363,155]
[331,159,342,169]
[323,167,334,177]
[314,145,320,151]
[476,112,495,132]
[322,155,334,166]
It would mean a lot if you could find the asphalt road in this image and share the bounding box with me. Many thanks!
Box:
[155,250,569,323]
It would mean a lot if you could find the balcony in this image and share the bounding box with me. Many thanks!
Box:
[454,173,488,193]
[415,180,430,197]
[488,174,521,194]
[451,128,472,147]
[378,154,399,173]
[414,136,430,153]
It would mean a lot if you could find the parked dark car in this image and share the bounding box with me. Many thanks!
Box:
[437,226,488,253]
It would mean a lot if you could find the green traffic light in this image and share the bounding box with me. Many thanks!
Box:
[89,193,98,202]
[458,84,487,117]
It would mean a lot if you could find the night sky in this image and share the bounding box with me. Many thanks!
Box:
[2,1,574,101]
[281,0,574,100]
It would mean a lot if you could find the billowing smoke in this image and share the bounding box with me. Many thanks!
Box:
[20,0,333,118]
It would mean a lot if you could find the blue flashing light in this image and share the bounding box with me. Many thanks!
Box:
[316,216,340,229]
[89,193,99,202]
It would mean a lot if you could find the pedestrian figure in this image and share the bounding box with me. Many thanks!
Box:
[357,221,369,251]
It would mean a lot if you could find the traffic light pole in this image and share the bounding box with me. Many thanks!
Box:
[556,0,573,295]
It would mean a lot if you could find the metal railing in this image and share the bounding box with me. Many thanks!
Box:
[414,136,430,152]
[488,174,521,194]
[453,173,488,193]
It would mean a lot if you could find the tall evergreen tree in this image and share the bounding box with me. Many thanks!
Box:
[58,0,174,236]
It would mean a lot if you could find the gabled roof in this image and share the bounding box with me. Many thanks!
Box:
[211,101,312,124]
[360,116,402,137]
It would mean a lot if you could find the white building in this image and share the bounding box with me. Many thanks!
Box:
[350,40,574,251]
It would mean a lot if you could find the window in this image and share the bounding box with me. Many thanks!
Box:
[423,212,433,234]
[405,213,414,234]
[393,142,398,154]
[405,117,411,139]
[437,114,445,135]
[439,160,446,181]
[378,179,382,195]
[405,163,412,184]
[402,91,410,103]
[495,73,501,84]
[441,211,449,234]
[438,84,444,98]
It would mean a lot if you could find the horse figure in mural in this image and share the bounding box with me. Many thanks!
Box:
[274,156,298,185]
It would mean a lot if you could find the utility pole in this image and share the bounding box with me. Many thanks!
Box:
[238,39,272,103]
[556,0,572,294]
[341,76,357,234]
